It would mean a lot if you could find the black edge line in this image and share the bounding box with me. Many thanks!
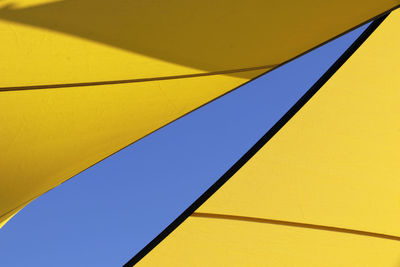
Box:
[1,4,398,93]
[123,14,389,267]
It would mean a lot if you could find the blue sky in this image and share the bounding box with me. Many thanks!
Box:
[0,23,369,266]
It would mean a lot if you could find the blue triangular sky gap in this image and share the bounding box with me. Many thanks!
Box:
[0,22,371,267]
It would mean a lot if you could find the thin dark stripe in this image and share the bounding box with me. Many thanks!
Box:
[0,65,275,92]
[192,212,400,242]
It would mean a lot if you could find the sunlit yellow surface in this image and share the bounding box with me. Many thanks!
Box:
[0,0,398,226]
[0,0,61,9]
[138,217,400,267]
[138,10,400,266]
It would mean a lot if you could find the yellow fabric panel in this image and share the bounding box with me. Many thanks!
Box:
[0,69,264,226]
[0,0,399,87]
[137,10,400,266]
[198,10,400,237]
[138,216,400,266]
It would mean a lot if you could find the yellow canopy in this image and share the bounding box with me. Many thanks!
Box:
[137,10,400,266]
[0,0,399,226]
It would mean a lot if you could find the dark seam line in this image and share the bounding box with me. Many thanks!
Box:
[0,65,276,92]
[1,4,398,93]
[191,212,400,242]
[123,14,388,267]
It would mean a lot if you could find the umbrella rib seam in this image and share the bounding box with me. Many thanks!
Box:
[191,212,400,242]
[0,65,276,92]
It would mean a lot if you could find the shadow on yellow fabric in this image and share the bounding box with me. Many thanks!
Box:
[0,0,398,85]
